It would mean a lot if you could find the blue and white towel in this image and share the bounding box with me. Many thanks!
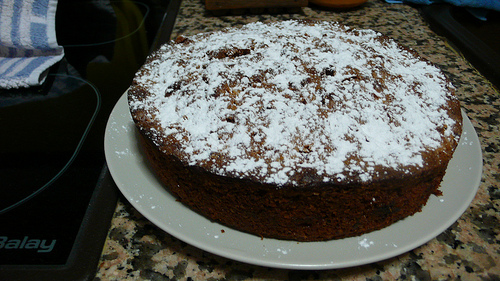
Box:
[0,0,64,89]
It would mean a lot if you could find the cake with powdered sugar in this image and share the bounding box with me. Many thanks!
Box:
[128,20,462,241]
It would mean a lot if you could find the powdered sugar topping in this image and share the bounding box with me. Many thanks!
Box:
[130,20,460,186]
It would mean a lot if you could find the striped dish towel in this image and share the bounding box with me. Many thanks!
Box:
[0,0,64,89]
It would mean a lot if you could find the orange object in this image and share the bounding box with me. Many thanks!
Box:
[309,0,367,8]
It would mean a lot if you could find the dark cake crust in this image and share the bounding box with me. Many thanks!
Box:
[128,20,462,241]
[139,132,448,241]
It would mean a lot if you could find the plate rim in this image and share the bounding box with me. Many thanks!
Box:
[104,92,482,270]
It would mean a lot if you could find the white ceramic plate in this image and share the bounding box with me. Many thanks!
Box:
[104,92,482,270]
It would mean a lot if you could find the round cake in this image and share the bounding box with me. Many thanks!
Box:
[128,20,462,241]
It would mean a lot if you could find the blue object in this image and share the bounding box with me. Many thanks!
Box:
[386,0,500,12]
[0,0,64,89]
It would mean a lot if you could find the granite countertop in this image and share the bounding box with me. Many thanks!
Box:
[94,0,500,279]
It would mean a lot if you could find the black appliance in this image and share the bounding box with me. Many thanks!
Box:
[0,0,179,279]
[421,4,500,89]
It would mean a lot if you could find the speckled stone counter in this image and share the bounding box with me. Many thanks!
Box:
[94,0,500,280]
